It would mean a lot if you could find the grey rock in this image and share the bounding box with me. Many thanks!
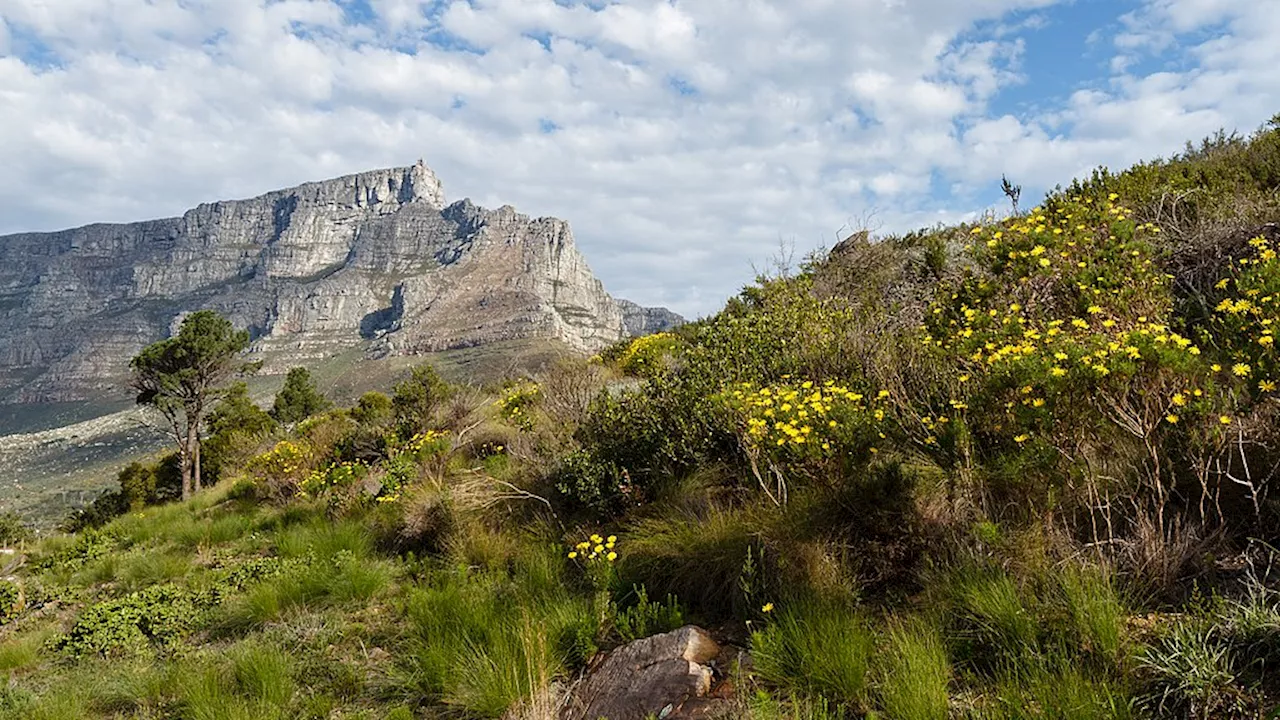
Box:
[561,626,729,720]
[0,161,682,403]
[618,299,685,337]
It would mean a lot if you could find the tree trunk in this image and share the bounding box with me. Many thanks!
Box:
[194,439,203,493]
[182,422,198,501]
[180,446,192,501]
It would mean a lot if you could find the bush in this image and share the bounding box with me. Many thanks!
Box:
[393,363,453,433]
[51,583,206,657]
[0,513,31,546]
[0,581,20,625]
[271,367,331,425]
[349,391,393,426]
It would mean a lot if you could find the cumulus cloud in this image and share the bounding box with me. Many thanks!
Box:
[0,0,1270,318]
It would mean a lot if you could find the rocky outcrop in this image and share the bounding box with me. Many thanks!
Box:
[618,299,685,337]
[0,161,682,403]
[561,626,737,720]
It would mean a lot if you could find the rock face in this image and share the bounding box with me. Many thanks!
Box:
[0,161,682,403]
[561,626,733,720]
[618,299,686,337]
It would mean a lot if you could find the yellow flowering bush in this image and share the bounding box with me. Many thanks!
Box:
[497,382,540,431]
[246,440,312,500]
[1205,233,1280,402]
[568,532,620,591]
[618,332,681,377]
[720,379,888,462]
[299,460,368,499]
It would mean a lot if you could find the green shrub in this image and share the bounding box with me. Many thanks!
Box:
[0,581,20,625]
[271,367,331,425]
[0,512,32,546]
[393,363,453,433]
[349,391,394,426]
[52,583,206,657]
[612,585,684,643]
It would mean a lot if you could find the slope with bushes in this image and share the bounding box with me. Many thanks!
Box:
[2,121,1280,719]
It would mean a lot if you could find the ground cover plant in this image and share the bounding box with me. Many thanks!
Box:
[2,120,1280,718]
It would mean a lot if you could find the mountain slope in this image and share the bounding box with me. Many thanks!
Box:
[0,161,680,404]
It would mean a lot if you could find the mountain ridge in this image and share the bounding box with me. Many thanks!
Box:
[0,161,682,404]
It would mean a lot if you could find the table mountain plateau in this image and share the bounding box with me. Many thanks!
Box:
[0,161,682,404]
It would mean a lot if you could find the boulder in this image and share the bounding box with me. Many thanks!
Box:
[560,626,732,720]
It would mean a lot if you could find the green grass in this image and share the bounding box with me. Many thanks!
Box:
[950,568,1039,664]
[0,632,45,672]
[1056,564,1125,661]
[877,617,951,720]
[751,600,874,709]
[401,566,595,717]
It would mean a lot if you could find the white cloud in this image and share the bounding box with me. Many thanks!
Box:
[0,0,1269,319]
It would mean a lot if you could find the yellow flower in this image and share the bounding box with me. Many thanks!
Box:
[761,603,774,613]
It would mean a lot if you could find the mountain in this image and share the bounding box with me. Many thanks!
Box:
[0,161,682,404]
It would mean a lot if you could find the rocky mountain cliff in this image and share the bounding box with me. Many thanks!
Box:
[0,161,681,403]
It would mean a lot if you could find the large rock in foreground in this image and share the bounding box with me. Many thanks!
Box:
[561,626,734,720]
[0,161,681,403]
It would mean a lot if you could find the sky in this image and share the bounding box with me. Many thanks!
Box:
[0,0,1276,319]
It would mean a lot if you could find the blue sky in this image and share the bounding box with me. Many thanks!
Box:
[0,0,1275,318]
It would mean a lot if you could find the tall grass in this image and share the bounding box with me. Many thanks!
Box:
[401,568,595,717]
[876,617,951,720]
[950,568,1039,665]
[1056,564,1125,661]
[751,600,873,709]
[621,506,761,618]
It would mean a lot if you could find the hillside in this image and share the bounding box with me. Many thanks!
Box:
[1,121,1279,719]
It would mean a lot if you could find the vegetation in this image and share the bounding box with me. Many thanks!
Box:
[129,310,253,500]
[4,120,1280,718]
[271,367,331,425]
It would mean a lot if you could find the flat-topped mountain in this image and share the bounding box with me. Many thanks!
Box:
[0,161,681,403]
